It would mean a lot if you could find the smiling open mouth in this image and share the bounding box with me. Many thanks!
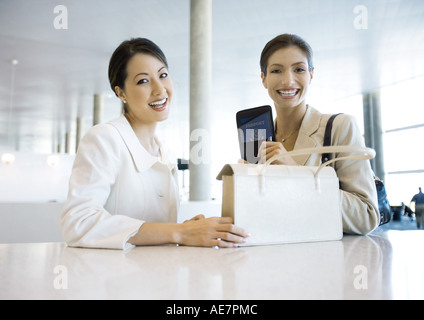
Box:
[277,89,300,97]
[148,98,168,110]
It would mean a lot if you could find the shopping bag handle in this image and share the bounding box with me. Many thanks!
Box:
[262,145,375,176]
[256,146,375,192]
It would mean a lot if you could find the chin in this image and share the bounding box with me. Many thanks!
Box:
[156,110,171,122]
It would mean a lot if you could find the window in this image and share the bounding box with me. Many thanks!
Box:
[381,76,424,205]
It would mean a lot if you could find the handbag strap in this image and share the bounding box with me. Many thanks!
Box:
[256,113,375,192]
[256,145,375,194]
[263,145,375,174]
[322,113,343,163]
[262,112,372,174]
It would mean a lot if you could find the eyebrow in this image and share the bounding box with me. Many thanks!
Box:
[270,61,307,68]
[133,66,167,80]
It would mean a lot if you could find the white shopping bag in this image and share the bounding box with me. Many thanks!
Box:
[216,146,375,246]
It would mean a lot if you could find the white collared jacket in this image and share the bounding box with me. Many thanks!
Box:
[61,115,179,249]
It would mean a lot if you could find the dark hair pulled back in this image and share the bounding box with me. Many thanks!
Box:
[260,34,313,75]
[108,38,168,97]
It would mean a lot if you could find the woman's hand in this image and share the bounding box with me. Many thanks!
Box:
[129,216,249,248]
[258,141,298,165]
[177,216,249,248]
[183,214,205,223]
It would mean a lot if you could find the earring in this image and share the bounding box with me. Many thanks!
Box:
[122,100,127,104]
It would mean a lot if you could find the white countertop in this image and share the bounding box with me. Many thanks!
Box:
[1,230,423,300]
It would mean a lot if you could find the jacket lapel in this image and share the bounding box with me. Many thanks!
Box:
[293,106,322,165]
[156,138,178,174]
[108,115,157,172]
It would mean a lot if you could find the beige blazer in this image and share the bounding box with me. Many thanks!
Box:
[292,106,379,235]
[61,115,179,250]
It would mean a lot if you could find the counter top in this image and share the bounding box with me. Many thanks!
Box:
[1,230,423,300]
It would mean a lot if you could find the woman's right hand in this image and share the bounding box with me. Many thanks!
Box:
[176,216,250,248]
[258,141,298,165]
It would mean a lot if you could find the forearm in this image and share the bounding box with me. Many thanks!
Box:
[128,217,249,248]
[128,222,181,246]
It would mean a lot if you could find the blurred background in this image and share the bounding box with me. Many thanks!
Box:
[0,0,423,208]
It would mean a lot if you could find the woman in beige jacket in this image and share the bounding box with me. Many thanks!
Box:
[258,34,379,235]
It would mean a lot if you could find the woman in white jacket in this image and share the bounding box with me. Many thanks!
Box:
[258,34,380,235]
[61,38,249,249]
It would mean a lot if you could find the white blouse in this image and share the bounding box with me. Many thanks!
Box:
[61,115,179,250]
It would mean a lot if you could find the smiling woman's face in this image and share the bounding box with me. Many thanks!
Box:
[115,53,173,125]
[261,46,313,111]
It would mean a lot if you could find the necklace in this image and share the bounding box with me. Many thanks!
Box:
[280,127,300,142]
